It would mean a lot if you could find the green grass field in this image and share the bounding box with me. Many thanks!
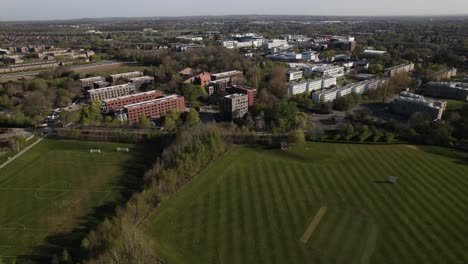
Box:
[145,142,468,264]
[0,139,152,262]
[445,99,468,111]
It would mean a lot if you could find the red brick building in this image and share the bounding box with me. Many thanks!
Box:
[124,94,185,122]
[103,90,163,112]
[227,85,257,106]
[193,72,211,86]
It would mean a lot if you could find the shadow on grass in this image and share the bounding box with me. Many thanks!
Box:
[17,140,168,264]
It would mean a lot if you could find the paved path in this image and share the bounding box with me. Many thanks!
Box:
[0,137,43,169]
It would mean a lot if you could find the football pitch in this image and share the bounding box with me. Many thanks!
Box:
[145,142,468,264]
[0,139,152,262]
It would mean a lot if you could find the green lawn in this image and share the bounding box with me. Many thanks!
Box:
[145,142,468,264]
[0,139,153,262]
[445,99,468,111]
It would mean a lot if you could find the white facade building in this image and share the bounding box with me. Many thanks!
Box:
[88,83,136,101]
[287,71,303,82]
[262,39,288,49]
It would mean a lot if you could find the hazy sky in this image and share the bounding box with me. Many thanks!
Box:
[0,0,467,21]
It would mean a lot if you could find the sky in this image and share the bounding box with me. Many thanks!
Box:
[0,0,467,21]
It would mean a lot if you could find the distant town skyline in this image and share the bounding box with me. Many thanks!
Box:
[0,0,467,21]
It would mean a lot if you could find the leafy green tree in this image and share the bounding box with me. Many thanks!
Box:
[183,84,206,104]
[288,129,306,145]
[185,108,200,126]
[138,115,151,128]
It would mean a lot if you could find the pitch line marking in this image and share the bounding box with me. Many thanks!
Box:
[300,206,327,243]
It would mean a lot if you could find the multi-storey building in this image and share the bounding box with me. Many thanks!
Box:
[312,78,388,103]
[221,93,249,120]
[322,76,337,88]
[193,71,211,86]
[210,78,231,93]
[288,81,309,95]
[303,65,344,78]
[287,70,303,82]
[211,70,243,81]
[103,90,164,112]
[109,71,143,83]
[80,76,105,89]
[312,87,339,103]
[391,92,446,120]
[262,39,288,49]
[227,85,257,106]
[88,83,136,101]
[124,94,185,122]
[130,76,154,88]
[424,82,468,101]
[287,76,337,96]
[308,79,323,92]
[384,62,415,77]
[427,68,457,81]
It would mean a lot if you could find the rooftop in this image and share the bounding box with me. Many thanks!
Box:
[103,90,162,103]
[88,83,134,93]
[124,94,181,109]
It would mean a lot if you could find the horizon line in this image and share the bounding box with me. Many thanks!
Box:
[1,13,468,23]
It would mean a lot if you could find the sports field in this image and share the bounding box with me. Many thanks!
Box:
[0,139,152,262]
[145,142,468,264]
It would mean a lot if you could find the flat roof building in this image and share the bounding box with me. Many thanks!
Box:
[424,82,468,101]
[221,93,249,120]
[287,70,303,82]
[124,94,185,122]
[211,70,243,81]
[130,76,154,88]
[80,76,105,89]
[88,83,136,101]
[391,92,446,120]
[103,90,164,112]
[227,85,257,106]
[384,62,415,77]
[110,71,143,83]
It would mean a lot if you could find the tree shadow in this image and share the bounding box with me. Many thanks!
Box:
[16,138,168,263]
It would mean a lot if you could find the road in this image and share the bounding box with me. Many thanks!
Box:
[0,137,43,170]
[0,60,137,80]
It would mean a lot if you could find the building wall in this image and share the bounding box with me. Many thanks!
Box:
[125,95,185,122]
[88,84,136,101]
[424,82,468,101]
[80,77,105,89]
[391,92,446,120]
[103,90,164,112]
[221,94,248,120]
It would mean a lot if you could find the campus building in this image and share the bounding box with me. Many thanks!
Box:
[109,71,144,83]
[424,82,468,101]
[303,64,345,78]
[129,76,154,88]
[88,83,136,101]
[287,76,337,96]
[226,85,257,106]
[80,76,105,89]
[211,70,243,81]
[102,90,164,112]
[220,93,249,120]
[312,78,388,103]
[124,94,185,122]
[391,92,447,120]
[193,71,211,86]
[427,68,457,81]
[287,70,303,82]
[384,62,415,77]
